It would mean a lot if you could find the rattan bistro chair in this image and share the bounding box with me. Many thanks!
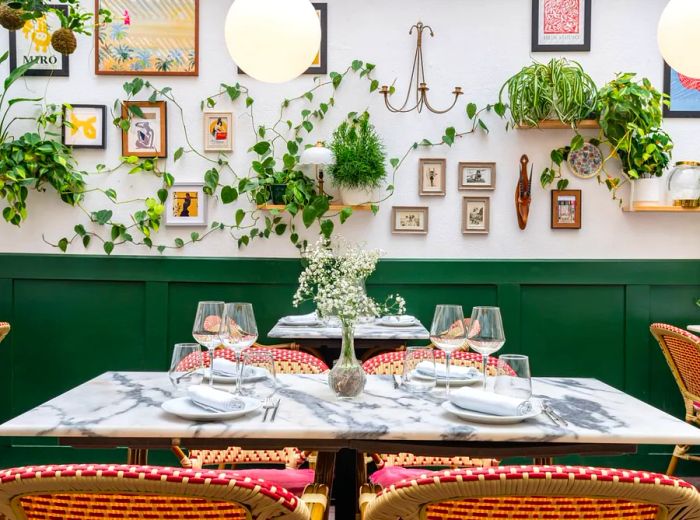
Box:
[650,323,700,475]
[359,465,700,520]
[0,464,327,520]
[0,323,9,344]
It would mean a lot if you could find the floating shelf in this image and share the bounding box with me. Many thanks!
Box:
[257,204,374,212]
[516,119,600,130]
[623,205,700,213]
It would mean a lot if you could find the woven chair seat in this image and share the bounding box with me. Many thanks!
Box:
[360,465,700,520]
[0,323,9,344]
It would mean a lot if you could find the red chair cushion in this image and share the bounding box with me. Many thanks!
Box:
[230,468,314,496]
[370,466,441,488]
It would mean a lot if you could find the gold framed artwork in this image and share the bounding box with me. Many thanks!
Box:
[166,183,207,227]
[95,0,199,76]
[62,104,107,149]
[203,112,233,152]
[458,162,496,190]
[419,158,446,196]
[551,189,582,229]
[9,4,69,77]
[121,101,167,158]
[462,197,490,235]
[392,206,429,235]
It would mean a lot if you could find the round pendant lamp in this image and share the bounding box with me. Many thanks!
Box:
[224,0,322,83]
[658,0,700,78]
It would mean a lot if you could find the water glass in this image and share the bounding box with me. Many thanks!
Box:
[402,347,437,393]
[241,350,277,397]
[494,354,532,400]
[168,343,204,392]
[219,302,258,395]
[429,305,467,396]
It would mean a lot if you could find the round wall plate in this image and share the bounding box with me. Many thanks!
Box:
[568,142,603,179]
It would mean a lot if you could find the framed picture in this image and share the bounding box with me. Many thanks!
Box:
[663,63,700,118]
[458,162,496,191]
[203,112,233,152]
[462,197,490,235]
[9,4,69,77]
[532,0,591,52]
[95,0,199,76]
[419,158,446,196]
[121,101,167,158]
[551,189,582,229]
[392,206,429,235]
[166,183,207,227]
[62,104,107,149]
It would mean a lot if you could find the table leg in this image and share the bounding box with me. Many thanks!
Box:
[533,457,554,465]
[127,448,149,465]
[315,451,337,520]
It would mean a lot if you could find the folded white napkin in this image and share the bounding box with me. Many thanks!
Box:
[450,387,532,416]
[416,361,480,380]
[211,358,259,378]
[280,313,320,325]
[379,315,418,326]
[187,385,245,412]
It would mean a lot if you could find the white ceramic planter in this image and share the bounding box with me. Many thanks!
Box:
[339,186,375,206]
[631,177,663,207]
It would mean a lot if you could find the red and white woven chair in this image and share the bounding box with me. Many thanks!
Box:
[359,465,700,520]
[362,350,501,472]
[0,323,9,344]
[0,464,327,520]
[650,323,700,475]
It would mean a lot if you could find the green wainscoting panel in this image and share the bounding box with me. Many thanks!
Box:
[0,254,698,474]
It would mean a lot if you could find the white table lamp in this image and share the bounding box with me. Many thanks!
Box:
[299,142,334,196]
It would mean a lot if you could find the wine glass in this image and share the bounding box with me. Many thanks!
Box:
[192,301,224,386]
[219,302,258,395]
[429,305,467,396]
[467,306,506,389]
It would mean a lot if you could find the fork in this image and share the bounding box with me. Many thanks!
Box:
[269,399,281,422]
[261,397,276,422]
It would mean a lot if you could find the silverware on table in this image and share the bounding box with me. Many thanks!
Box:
[262,397,276,422]
[270,399,281,422]
[542,403,568,427]
[393,375,402,389]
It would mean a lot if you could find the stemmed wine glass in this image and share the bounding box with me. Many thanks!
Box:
[219,302,258,395]
[429,305,467,396]
[467,306,506,389]
[192,301,224,386]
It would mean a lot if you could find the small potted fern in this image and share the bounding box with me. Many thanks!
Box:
[328,111,386,205]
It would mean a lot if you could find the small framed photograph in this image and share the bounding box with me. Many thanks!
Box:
[203,112,233,152]
[532,0,591,52]
[392,206,429,235]
[462,197,490,235]
[458,162,496,190]
[419,158,446,196]
[166,183,207,227]
[663,63,700,118]
[121,101,167,158]
[62,104,107,149]
[551,189,582,229]
[9,4,69,77]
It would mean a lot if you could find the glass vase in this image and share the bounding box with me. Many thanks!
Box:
[328,321,366,399]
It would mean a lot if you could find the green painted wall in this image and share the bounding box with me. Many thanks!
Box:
[0,254,698,473]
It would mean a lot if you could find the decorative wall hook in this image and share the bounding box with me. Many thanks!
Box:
[516,154,533,230]
[379,21,463,114]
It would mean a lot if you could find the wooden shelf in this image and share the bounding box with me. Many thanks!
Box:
[623,204,700,213]
[516,119,600,130]
[257,204,374,211]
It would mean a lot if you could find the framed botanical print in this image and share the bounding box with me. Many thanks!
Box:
[166,183,207,227]
[458,162,496,191]
[95,0,199,76]
[203,112,233,152]
[419,158,446,196]
[462,197,490,235]
[663,63,700,118]
[121,101,167,158]
[532,0,591,52]
[551,189,582,229]
[392,206,428,235]
[62,104,107,149]
[9,4,69,77]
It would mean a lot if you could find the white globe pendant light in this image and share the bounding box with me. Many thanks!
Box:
[658,0,700,78]
[225,0,322,83]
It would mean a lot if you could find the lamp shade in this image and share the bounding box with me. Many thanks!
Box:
[658,0,700,78]
[299,143,334,165]
[224,0,321,84]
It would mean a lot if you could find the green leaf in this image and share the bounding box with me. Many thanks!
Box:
[221,185,238,204]
[174,238,185,248]
[164,172,175,188]
[287,141,299,155]
[570,134,585,152]
[274,223,287,235]
[157,245,166,254]
[304,92,313,102]
[143,237,152,248]
[339,207,353,224]
[127,104,145,118]
[253,141,271,155]
[320,219,334,238]
[246,97,254,108]
[235,208,246,226]
[74,224,86,236]
[174,147,184,161]
[302,121,313,133]
[466,103,477,119]
[370,204,379,215]
[352,60,363,71]
[105,188,117,201]
[103,242,114,255]
[190,232,200,242]
[494,102,507,117]
[58,238,68,252]
[370,79,379,92]
[390,158,399,168]
[82,235,91,248]
[557,178,570,190]
[238,235,250,248]
[93,209,113,225]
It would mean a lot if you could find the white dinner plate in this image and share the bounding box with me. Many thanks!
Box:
[162,396,262,421]
[441,400,543,424]
[204,366,270,385]
[412,370,483,387]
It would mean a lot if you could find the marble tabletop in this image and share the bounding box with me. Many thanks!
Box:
[1,372,699,447]
[689,325,700,334]
[268,317,430,340]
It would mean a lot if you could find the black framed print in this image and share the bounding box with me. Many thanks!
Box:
[62,104,107,149]
[9,5,69,77]
[532,0,591,52]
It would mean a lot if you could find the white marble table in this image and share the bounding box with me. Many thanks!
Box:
[689,325,700,334]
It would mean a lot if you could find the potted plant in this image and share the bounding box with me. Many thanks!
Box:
[328,111,386,205]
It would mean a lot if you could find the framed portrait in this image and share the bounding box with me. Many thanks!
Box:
[551,189,582,229]
[166,183,207,227]
[62,104,107,149]
[121,101,167,158]
[663,63,700,118]
[532,0,591,52]
[419,158,446,196]
[203,112,233,152]
[458,162,496,191]
[95,0,199,76]
[9,5,69,77]
[462,197,490,235]
[392,206,429,235]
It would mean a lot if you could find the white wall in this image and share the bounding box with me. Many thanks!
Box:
[0,0,698,259]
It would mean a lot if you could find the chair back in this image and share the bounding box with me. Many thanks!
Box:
[361,465,700,520]
[0,323,9,344]
[650,323,700,420]
[363,349,500,376]
[0,464,318,520]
